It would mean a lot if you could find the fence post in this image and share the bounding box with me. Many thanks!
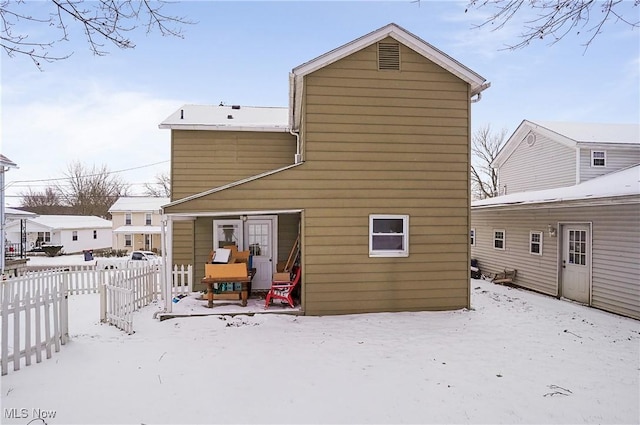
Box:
[99,283,107,323]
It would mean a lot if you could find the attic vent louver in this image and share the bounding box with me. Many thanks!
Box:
[378,42,400,71]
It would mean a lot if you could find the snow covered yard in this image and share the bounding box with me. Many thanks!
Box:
[1,277,638,424]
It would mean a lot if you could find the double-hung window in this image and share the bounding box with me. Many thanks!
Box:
[369,215,409,257]
[125,213,132,225]
[72,231,78,241]
[530,231,542,255]
[145,213,152,226]
[125,234,132,247]
[470,228,476,246]
[493,229,505,250]
[591,150,606,167]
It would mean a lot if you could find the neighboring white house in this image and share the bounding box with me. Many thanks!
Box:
[5,215,112,254]
[471,121,640,319]
[108,197,168,253]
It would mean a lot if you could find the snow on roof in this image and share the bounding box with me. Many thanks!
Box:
[108,197,170,213]
[5,207,37,218]
[533,121,639,145]
[158,105,289,132]
[113,225,162,234]
[473,164,640,209]
[28,215,112,230]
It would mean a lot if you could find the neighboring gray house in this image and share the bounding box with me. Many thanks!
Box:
[471,121,640,319]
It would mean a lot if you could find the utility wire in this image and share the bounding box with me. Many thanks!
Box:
[6,160,169,185]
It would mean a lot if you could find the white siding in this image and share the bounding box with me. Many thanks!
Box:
[59,229,112,254]
[471,202,640,319]
[499,133,575,194]
[579,147,640,182]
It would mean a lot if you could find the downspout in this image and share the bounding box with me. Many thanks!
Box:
[471,82,491,103]
[289,72,302,164]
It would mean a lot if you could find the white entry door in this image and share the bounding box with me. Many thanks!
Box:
[561,225,590,304]
[245,217,277,290]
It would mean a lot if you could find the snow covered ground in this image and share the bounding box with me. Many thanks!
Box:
[1,257,639,424]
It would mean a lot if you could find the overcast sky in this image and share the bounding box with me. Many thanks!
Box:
[2,1,639,206]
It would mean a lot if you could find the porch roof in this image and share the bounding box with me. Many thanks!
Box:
[472,164,640,210]
[113,225,162,234]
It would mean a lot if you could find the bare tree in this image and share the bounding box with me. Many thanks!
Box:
[466,0,639,50]
[0,0,193,67]
[56,161,129,217]
[471,125,507,200]
[143,172,171,197]
[19,186,69,215]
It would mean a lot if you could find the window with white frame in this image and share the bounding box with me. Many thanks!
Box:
[145,213,152,225]
[530,231,543,255]
[125,212,132,225]
[591,150,606,167]
[470,228,476,246]
[369,214,409,257]
[493,229,505,250]
[125,234,132,247]
[72,231,78,241]
[93,230,97,240]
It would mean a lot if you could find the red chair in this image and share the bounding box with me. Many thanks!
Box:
[264,267,301,309]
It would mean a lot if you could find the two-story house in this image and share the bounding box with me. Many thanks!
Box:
[108,197,169,253]
[159,23,490,315]
[471,120,640,319]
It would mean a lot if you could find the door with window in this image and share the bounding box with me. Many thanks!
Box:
[245,217,276,290]
[561,225,590,304]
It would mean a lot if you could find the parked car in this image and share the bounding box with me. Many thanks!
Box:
[96,250,161,269]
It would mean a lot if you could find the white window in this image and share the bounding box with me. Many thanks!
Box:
[72,231,78,241]
[530,231,543,255]
[125,213,132,225]
[125,234,132,247]
[591,150,606,167]
[93,230,97,240]
[470,228,476,246]
[369,215,409,257]
[493,229,505,250]
[145,213,152,226]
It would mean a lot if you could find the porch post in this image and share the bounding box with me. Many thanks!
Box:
[161,215,173,313]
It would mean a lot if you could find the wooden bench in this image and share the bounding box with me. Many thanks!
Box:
[202,263,252,308]
[492,269,517,285]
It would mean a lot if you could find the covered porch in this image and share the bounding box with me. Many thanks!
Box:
[159,209,303,316]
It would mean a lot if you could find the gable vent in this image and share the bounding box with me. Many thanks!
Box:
[377,42,400,71]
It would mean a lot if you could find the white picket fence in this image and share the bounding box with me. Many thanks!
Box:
[0,272,68,376]
[0,263,193,374]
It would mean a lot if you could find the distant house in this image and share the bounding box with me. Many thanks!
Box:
[159,23,490,315]
[108,197,169,253]
[5,215,113,254]
[471,120,640,319]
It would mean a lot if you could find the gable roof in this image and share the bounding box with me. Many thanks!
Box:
[109,196,171,213]
[472,163,640,209]
[494,120,640,168]
[290,23,489,130]
[159,105,289,132]
[10,215,113,231]
[0,154,18,169]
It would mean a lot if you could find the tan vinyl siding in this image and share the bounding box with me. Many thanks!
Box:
[167,40,473,315]
[170,130,296,200]
[499,134,575,194]
[578,147,640,182]
[471,201,640,319]
[172,221,194,268]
